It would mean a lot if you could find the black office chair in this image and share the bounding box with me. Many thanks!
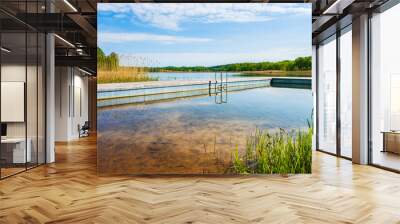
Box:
[78,121,90,138]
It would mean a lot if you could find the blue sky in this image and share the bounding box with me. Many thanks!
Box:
[98,3,311,67]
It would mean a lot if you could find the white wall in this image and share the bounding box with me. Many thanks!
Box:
[1,63,46,164]
[1,64,26,138]
[0,65,40,139]
[72,73,89,138]
[1,82,25,122]
[55,67,70,141]
[55,67,89,141]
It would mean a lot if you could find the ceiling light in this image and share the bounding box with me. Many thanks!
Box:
[323,1,341,14]
[78,67,92,76]
[54,34,75,48]
[323,0,355,15]
[76,48,85,55]
[63,0,78,12]
[1,47,11,53]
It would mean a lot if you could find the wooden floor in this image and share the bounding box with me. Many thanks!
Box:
[373,151,400,171]
[1,135,400,223]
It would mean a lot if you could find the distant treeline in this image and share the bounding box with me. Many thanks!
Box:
[97,47,311,73]
[150,56,311,72]
[97,47,119,71]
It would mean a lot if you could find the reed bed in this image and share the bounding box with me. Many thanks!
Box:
[97,67,158,84]
[230,124,312,174]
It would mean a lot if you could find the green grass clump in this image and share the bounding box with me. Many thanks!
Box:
[230,125,312,174]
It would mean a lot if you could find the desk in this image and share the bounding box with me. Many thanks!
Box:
[382,131,400,154]
[1,138,31,163]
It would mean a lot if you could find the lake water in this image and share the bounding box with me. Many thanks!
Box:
[147,72,307,81]
[149,72,241,81]
[98,86,313,175]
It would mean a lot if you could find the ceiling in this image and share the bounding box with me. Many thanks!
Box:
[311,0,391,43]
[1,0,395,73]
[0,0,97,74]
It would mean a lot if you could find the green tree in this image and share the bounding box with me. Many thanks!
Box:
[97,47,120,71]
[108,52,119,71]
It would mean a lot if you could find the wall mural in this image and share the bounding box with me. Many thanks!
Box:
[97,3,313,175]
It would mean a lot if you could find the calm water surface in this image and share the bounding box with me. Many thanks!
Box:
[148,72,307,81]
[149,72,241,81]
[98,87,312,174]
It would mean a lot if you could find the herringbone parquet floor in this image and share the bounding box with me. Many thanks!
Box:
[1,134,400,224]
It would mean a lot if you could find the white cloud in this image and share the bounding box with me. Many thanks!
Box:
[98,3,310,31]
[99,32,212,44]
[118,48,311,67]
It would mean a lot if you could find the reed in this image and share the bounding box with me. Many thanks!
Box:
[97,67,158,84]
[97,48,158,83]
[230,124,312,174]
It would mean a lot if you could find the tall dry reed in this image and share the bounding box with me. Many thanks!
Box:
[97,67,158,84]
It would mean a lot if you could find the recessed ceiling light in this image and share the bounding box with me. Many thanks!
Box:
[323,0,354,15]
[1,47,11,53]
[78,67,92,76]
[54,34,75,48]
[63,0,78,12]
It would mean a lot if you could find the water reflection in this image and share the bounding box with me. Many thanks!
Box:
[98,87,312,174]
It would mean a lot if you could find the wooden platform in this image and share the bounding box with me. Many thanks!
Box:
[1,134,400,223]
[97,78,272,92]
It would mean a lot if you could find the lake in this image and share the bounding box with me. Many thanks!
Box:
[147,72,308,81]
[97,85,313,175]
[149,72,243,81]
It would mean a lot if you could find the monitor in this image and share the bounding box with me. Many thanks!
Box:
[1,123,7,137]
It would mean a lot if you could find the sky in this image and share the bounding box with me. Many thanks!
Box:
[98,3,312,67]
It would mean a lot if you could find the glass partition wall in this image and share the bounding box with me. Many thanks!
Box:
[370,3,400,171]
[0,2,46,179]
[316,25,353,159]
[0,30,27,177]
[317,35,337,155]
[339,26,352,159]
[316,2,400,171]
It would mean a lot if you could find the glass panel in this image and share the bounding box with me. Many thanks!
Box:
[27,31,38,169]
[26,0,39,169]
[38,32,45,165]
[371,4,400,171]
[0,1,46,178]
[318,36,337,154]
[1,30,27,177]
[340,28,352,158]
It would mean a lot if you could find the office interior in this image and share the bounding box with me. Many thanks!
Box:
[0,0,97,179]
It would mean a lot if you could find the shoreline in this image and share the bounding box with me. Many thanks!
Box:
[149,70,311,75]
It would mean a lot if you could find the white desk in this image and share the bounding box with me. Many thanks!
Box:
[1,138,31,163]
